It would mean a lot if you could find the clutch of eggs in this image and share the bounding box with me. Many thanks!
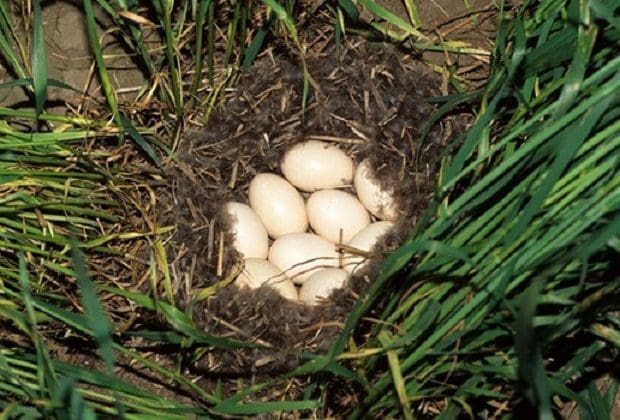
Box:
[225,140,399,305]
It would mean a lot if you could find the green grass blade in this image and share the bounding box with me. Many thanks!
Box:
[190,0,211,100]
[515,281,552,420]
[357,0,427,40]
[504,85,614,245]
[579,381,610,420]
[259,0,310,108]
[119,115,163,171]
[380,331,413,420]
[70,242,117,380]
[97,283,255,349]
[18,252,56,401]
[83,0,120,123]
[51,378,98,420]
[214,400,319,415]
[31,0,47,118]
[242,28,269,68]
[158,0,184,115]
[337,0,359,20]
[207,0,215,84]
[603,378,619,414]
[0,23,27,81]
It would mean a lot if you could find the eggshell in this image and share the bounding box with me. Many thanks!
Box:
[235,258,299,301]
[248,173,308,238]
[354,159,399,221]
[281,140,355,192]
[268,233,339,284]
[306,189,370,243]
[343,221,394,274]
[225,202,269,259]
[299,268,349,305]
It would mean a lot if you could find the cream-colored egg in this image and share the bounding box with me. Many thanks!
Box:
[299,268,349,305]
[306,189,370,243]
[343,221,394,274]
[268,233,339,284]
[235,258,299,301]
[281,140,355,192]
[248,173,308,239]
[225,202,269,259]
[354,159,399,221]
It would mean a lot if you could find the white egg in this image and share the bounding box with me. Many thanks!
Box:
[235,258,299,301]
[281,140,355,192]
[354,158,399,221]
[343,221,394,274]
[299,268,349,305]
[268,233,339,284]
[248,173,308,239]
[225,202,269,259]
[306,189,370,243]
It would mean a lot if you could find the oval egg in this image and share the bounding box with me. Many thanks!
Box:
[306,189,370,243]
[225,202,269,259]
[299,268,349,306]
[354,158,399,221]
[248,173,308,239]
[343,221,394,274]
[281,140,355,192]
[268,233,339,284]
[235,258,299,301]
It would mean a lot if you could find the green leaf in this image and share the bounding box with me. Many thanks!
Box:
[70,241,116,377]
[97,284,254,350]
[242,29,268,68]
[578,381,610,420]
[515,281,552,420]
[337,0,359,20]
[215,400,319,415]
[119,115,163,171]
[83,0,120,125]
[357,0,427,40]
[31,0,47,117]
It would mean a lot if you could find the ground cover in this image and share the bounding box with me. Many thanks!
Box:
[0,0,618,418]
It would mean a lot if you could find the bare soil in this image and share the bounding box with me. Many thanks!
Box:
[1,0,151,111]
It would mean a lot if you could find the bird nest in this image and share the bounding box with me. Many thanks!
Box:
[159,40,467,377]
